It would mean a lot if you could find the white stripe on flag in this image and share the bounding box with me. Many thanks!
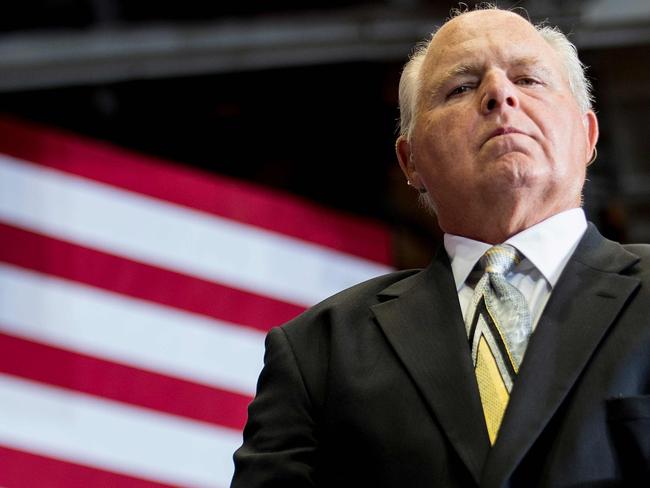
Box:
[0,156,392,307]
[0,373,239,488]
[0,263,265,397]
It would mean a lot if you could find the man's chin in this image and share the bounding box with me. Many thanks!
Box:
[483,162,541,191]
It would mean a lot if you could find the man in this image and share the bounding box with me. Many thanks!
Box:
[232,7,650,487]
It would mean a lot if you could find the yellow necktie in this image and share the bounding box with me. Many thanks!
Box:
[466,245,532,444]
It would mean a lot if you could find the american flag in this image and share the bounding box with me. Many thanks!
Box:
[0,117,393,487]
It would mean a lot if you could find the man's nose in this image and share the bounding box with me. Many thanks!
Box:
[480,74,519,114]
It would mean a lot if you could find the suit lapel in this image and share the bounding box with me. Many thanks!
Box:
[371,250,490,484]
[481,224,641,487]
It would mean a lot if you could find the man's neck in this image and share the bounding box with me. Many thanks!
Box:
[437,200,581,244]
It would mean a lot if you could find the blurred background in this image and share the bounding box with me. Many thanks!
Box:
[0,0,648,487]
[1,0,649,266]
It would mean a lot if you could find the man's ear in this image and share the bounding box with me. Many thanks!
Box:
[395,135,422,188]
[584,110,599,164]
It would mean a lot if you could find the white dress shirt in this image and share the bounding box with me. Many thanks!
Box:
[444,208,588,330]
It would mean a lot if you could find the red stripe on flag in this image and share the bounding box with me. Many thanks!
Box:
[0,445,180,488]
[0,222,303,332]
[0,116,392,264]
[0,332,251,430]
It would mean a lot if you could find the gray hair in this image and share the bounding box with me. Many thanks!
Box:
[397,9,594,141]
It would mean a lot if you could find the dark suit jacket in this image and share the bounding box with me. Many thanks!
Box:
[231,224,650,487]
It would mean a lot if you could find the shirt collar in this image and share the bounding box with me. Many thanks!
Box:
[444,208,588,291]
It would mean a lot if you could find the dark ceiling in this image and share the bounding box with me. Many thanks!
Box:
[1,0,649,266]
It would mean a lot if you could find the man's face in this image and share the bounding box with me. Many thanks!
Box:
[400,10,598,238]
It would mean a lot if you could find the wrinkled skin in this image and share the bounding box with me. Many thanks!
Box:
[396,10,599,243]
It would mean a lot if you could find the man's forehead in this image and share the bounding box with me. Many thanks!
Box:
[423,11,556,76]
[433,9,535,42]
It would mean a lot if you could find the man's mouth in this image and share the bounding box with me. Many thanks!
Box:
[483,127,525,146]
[491,127,524,138]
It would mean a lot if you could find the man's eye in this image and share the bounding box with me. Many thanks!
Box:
[448,85,473,97]
[516,77,540,86]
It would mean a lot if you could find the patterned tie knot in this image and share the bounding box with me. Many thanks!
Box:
[480,244,521,276]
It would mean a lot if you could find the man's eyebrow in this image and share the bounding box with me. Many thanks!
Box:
[510,56,554,74]
[429,56,554,98]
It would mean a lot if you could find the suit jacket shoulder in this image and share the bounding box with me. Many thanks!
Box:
[284,268,421,330]
[277,267,422,410]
